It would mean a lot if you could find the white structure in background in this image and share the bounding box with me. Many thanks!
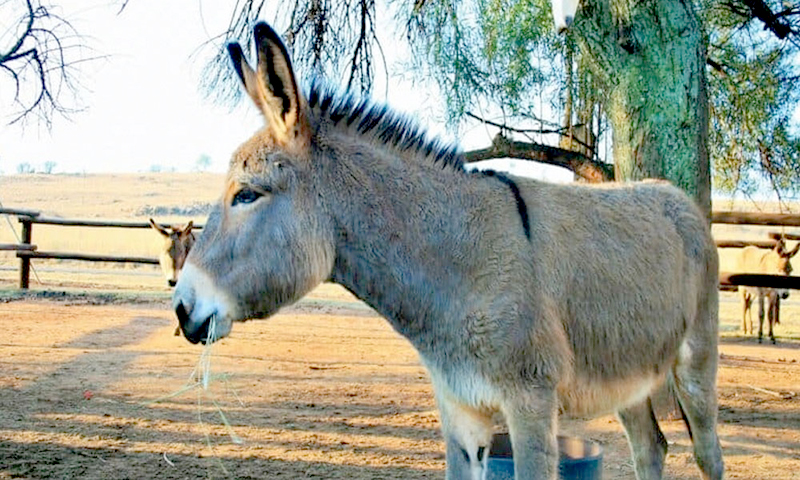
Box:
[551,0,581,32]
[467,159,573,183]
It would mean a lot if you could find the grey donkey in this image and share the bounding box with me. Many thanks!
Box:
[172,22,723,480]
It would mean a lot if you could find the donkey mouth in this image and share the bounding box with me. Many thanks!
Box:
[175,302,217,345]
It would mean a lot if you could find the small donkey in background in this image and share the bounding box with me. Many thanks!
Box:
[149,218,196,288]
[150,219,196,336]
[173,22,723,480]
[739,237,800,344]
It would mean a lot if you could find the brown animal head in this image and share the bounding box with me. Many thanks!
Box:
[773,237,800,275]
[149,219,196,287]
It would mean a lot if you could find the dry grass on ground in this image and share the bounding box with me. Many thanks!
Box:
[0,287,798,480]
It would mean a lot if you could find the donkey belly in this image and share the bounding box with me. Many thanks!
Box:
[421,355,503,412]
[557,372,667,418]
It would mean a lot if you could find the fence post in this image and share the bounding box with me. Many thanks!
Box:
[19,218,32,289]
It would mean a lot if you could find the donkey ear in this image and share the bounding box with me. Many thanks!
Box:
[785,242,800,258]
[228,22,302,143]
[149,218,169,237]
[773,238,785,254]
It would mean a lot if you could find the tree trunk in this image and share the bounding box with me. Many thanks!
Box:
[572,0,710,418]
[572,0,711,216]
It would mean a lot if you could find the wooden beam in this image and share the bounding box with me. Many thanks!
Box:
[0,208,40,217]
[0,243,36,251]
[719,272,800,289]
[712,211,800,226]
[715,239,778,249]
[25,216,203,229]
[19,219,33,289]
[17,250,159,265]
[768,232,800,241]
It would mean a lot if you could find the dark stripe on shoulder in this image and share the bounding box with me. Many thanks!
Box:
[481,170,531,241]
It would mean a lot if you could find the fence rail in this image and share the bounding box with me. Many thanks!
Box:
[16,250,159,265]
[712,211,800,226]
[21,217,161,229]
[0,209,199,288]
[2,207,800,290]
[719,272,800,289]
[715,239,778,249]
[0,243,36,251]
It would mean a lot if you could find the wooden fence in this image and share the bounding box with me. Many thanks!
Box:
[713,210,800,291]
[0,208,202,288]
[2,207,800,290]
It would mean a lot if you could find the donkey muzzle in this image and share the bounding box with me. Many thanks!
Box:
[175,301,211,344]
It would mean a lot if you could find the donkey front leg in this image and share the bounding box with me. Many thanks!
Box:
[436,391,494,480]
[617,397,668,480]
[502,390,559,480]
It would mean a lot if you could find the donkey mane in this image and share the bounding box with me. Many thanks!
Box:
[306,82,534,239]
[306,82,465,172]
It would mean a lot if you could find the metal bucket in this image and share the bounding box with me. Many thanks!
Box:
[486,433,603,480]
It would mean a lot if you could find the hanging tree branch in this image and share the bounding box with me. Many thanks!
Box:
[1,0,92,127]
[736,0,794,39]
[200,0,385,106]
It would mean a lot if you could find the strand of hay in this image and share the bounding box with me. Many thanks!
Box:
[145,315,243,446]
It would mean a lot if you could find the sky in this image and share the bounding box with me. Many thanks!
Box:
[0,0,572,182]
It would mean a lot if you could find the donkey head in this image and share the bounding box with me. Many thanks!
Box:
[149,218,196,287]
[773,236,800,275]
[173,23,335,344]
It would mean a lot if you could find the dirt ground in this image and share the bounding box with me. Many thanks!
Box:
[0,285,798,479]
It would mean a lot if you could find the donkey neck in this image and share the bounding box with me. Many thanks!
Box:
[317,138,527,345]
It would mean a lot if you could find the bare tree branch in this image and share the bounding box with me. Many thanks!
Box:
[737,0,794,39]
[0,0,92,127]
[464,133,614,183]
[465,111,568,136]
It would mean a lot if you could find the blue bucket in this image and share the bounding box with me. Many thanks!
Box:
[486,433,603,480]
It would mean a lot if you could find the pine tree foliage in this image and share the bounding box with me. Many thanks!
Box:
[704,0,800,197]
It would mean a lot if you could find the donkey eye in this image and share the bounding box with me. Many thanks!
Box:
[232,188,262,206]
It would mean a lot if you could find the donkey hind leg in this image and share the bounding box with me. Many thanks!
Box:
[768,296,778,344]
[436,394,494,480]
[672,341,724,480]
[757,291,767,343]
[741,291,752,335]
[502,390,559,480]
[617,398,668,480]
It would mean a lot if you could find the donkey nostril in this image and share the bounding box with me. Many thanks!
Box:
[175,301,190,327]
[175,301,211,345]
